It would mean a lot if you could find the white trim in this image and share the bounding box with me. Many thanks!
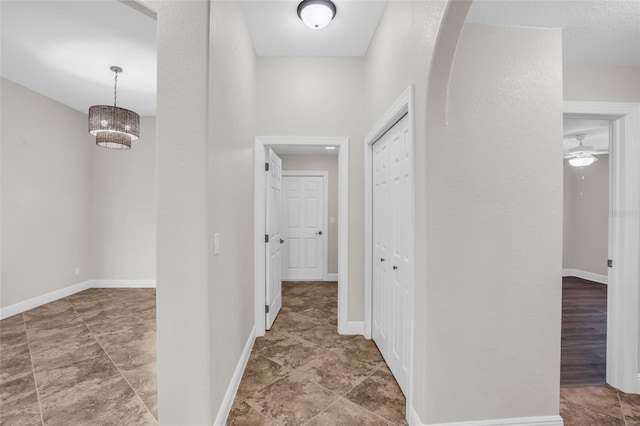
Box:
[564,101,640,394]
[255,136,349,338]
[325,273,338,281]
[91,279,157,288]
[422,416,564,426]
[343,321,364,335]
[281,170,329,282]
[364,85,416,415]
[213,326,256,426]
[408,406,563,426]
[637,373,640,393]
[562,269,608,285]
[0,279,157,319]
[0,280,91,319]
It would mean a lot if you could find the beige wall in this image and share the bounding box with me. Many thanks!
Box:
[563,156,609,276]
[90,117,156,280]
[148,0,258,422]
[280,155,339,275]
[257,57,365,320]
[152,0,212,423]
[564,64,640,102]
[426,23,563,422]
[208,1,257,419]
[1,78,93,308]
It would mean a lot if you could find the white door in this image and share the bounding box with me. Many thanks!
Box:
[265,148,283,329]
[282,175,325,281]
[372,114,411,395]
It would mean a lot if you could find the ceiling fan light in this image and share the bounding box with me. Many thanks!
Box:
[297,0,336,29]
[569,154,597,167]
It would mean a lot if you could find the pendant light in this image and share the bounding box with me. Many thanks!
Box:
[88,66,140,150]
[297,0,336,29]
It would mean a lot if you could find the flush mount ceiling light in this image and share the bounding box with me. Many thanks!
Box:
[88,66,140,150]
[297,0,337,29]
[565,134,598,167]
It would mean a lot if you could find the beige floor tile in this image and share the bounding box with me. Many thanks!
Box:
[345,368,407,425]
[306,398,391,426]
[244,375,338,425]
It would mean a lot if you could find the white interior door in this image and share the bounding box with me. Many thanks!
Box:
[372,114,411,395]
[282,175,325,281]
[265,148,282,329]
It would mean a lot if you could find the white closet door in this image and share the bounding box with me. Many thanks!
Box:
[283,175,325,281]
[372,114,411,395]
[265,148,283,330]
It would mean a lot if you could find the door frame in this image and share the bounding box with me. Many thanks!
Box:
[364,86,415,405]
[564,101,640,393]
[254,136,349,337]
[281,171,330,281]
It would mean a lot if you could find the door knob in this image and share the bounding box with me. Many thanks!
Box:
[380,258,385,262]
[393,266,398,270]
[280,239,285,244]
[316,231,323,235]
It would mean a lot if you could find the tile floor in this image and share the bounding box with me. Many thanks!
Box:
[2,283,640,426]
[228,281,407,426]
[0,288,157,425]
[561,385,640,425]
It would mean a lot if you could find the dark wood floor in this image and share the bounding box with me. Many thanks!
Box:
[561,276,607,387]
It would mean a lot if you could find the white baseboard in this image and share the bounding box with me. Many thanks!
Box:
[0,279,157,320]
[408,404,423,426]
[421,415,564,426]
[214,326,256,426]
[325,273,338,281]
[562,269,608,285]
[90,279,156,288]
[0,280,91,320]
[637,374,640,393]
[341,321,364,335]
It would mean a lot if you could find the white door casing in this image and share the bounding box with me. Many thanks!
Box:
[564,101,640,394]
[282,173,328,281]
[365,86,415,413]
[254,136,350,338]
[371,114,411,396]
[265,148,283,330]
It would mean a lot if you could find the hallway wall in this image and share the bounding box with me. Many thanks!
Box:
[280,155,339,276]
[208,1,257,418]
[563,155,609,276]
[423,22,563,423]
[256,57,365,321]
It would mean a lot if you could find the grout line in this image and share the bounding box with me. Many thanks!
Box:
[22,313,45,426]
[68,294,158,423]
[616,389,627,426]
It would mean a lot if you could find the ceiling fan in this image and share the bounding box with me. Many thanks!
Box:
[564,134,601,167]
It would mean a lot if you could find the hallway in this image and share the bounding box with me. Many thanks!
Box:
[228,281,407,425]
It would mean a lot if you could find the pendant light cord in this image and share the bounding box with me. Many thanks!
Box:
[113,70,119,107]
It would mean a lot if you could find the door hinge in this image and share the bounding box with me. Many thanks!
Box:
[265,162,269,171]
[265,304,270,314]
[608,259,613,268]
[265,234,269,243]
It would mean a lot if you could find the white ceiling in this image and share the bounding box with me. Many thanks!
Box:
[467,0,640,67]
[241,1,386,57]
[1,0,157,116]
[563,118,610,156]
[2,1,638,118]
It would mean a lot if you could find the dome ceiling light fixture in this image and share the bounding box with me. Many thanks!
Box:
[88,66,140,150]
[565,134,598,167]
[297,0,337,30]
